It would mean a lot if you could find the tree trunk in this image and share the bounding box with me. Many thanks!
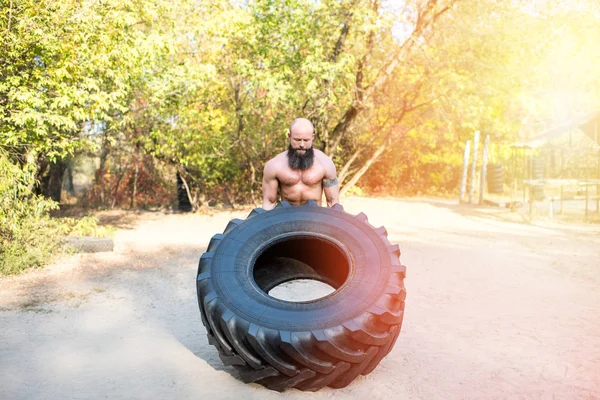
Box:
[338,148,363,185]
[330,0,358,63]
[34,155,49,196]
[327,105,358,158]
[326,0,453,158]
[317,0,362,156]
[338,132,381,184]
[46,158,67,203]
[130,161,139,209]
[111,166,126,208]
[177,165,198,211]
[98,137,110,206]
[340,125,410,197]
[65,159,75,195]
[176,171,192,212]
[340,140,388,197]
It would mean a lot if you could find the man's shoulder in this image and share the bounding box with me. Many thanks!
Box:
[314,149,333,165]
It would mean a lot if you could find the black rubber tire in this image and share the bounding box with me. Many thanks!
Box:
[531,185,545,201]
[196,200,407,391]
[487,163,504,194]
[531,158,544,179]
[63,236,114,253]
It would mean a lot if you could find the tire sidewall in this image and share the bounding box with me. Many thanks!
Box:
[203,206,396,331]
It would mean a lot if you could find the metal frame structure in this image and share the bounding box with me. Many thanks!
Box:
[509,112,600,220]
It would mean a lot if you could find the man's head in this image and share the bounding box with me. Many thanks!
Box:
[287,118,315,171]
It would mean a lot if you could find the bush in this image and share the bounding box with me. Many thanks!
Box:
[0,152,113,275]
[0,153,65,274]
[58,215,115,238]
[0,151,114,275]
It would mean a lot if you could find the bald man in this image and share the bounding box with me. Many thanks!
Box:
[262,118,340,210]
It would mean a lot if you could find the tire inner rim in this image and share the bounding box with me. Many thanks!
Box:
[252,234,351,303]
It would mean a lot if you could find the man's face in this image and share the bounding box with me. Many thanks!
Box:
[288,129,314,152]
[287,129,314,171]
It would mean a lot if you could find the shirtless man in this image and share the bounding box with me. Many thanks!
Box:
[262,118,340,210]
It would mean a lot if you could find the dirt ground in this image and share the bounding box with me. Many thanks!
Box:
[1,197,600,399]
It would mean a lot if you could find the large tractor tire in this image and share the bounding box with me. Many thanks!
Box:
[530,157,545,201]
[486,163,504,194]
[196,201,407,391]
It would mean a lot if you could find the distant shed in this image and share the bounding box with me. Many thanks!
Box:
[509,111,600,219]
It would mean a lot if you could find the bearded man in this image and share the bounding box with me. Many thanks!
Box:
[261,118,340,210]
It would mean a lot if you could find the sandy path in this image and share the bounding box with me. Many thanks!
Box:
[1,197,599,399]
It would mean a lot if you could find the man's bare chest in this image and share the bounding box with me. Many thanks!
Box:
[277,166,324,187]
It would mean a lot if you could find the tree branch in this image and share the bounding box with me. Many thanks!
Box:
[363,1,454,102]
[327,1,454,159]
[330,0,360,62]
[7,0,13,33]
[340,137,389,197]
[177,164,198,211]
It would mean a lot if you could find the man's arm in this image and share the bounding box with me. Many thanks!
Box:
[322,158,340,207]
[262,160,279,210]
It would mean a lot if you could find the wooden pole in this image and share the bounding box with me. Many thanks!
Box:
[468,131,480,204]
[459,140,471,203]
[560,185,563,215]
[528,149,533,219]
[585,147,589,219]
[595,120,599,217]
[522,149,527,204]
[511,146,519,207]
[479,135,490,205]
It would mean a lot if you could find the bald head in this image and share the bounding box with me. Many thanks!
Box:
[287,117,315,166]
[289,118,314,136]
[287,118,315,170]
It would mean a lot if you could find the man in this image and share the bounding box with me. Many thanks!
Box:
[262,118,340,210]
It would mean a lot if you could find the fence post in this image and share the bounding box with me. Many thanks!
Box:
[459,140,471,203]
[479,135,490,205]
[468,131,480,204]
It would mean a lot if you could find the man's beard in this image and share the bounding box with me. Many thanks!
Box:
[287,144,315,171]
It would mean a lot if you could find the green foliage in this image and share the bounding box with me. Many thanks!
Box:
[344,185,366,197]
[0,152,62,274]
[358,0,600,196]
[57,216,115,238]
[0,151,115,275]
[1,0,133,159]
[2,0,600,214]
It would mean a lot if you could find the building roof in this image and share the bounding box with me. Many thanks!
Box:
[511,111,600,149]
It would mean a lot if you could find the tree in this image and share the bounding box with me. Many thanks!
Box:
[351,0,600,196]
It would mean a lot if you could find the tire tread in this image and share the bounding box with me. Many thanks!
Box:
[197,201,406,391]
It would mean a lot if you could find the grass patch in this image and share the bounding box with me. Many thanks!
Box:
[1,152,116,276]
